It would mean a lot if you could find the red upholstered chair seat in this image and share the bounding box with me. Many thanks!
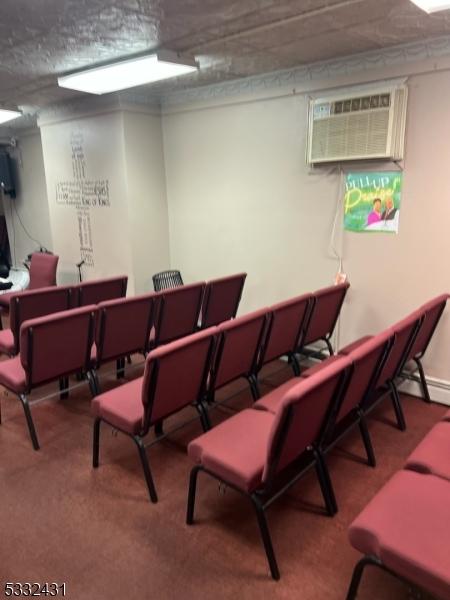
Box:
[0,355,27,393]
[300,355,346,377]
[188,408,275,492]
[253,377,301,413]
[0,329,14,355]
[92,377,144,435]
[405,422,450,482]
[349,470,450,600]
[338,335,373,355]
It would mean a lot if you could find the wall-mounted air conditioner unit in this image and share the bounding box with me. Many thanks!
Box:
[306,85,408,165]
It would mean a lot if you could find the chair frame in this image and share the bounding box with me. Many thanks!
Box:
[187,366,350,580]
[93,334,216,503]
[346,555,427,600]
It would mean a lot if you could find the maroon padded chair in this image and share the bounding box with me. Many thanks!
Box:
[92,328,217,503]
[200,273,247,328]
[404,421,450,482]
[0,253,59,320]
[0,286,73,357]
[91,294,157,393]
[73,275,128,307]
[346,470,450,600]
[402,294,449,403]
[152,282,205,347]
[257,293,313,377]
[210,308,269,401]
[300,282,350,356]
[187,357,351,580]
[0,305,97,450]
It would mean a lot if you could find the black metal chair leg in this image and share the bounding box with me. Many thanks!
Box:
[196,402,211,432]
[414,358,431,403]
[116,357,125,379]
[357,411,376,467]
[186,465,202,525]
[323,337,334,356]
[289,353,301,376]
[313,447,337,516]
[248,375,261,400]
[154,421,164,437]
[87,371,99,397]
[133,436,158,503]
[251,495,280,581]
[346,556,380,600]
[93,418,101,468]
[19,394,40,450]
[389,381,406,431]
[59,377,69,400]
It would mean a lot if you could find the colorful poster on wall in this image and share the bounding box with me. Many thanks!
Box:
[344,172,402,233]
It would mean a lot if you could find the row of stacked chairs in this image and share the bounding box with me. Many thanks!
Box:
[0,272,248,449]
[346,408,450,599]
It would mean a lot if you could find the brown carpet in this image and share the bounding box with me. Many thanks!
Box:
[0,358,446,600]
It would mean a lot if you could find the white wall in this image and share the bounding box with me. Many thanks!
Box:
[122,110,170,294]
[2,131,52,266]
[162,68,450,384]
[40,112,135,288]
[163,96,341,310]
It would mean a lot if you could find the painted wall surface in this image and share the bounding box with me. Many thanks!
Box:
[122,110,170,294]
[162,69,450,382]
[2,132,52,266]
[40,112,135,288]
[340,70,450,379]
[162,96,341,312]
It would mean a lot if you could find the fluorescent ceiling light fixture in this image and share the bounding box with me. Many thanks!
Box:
[58,50,198,95]
[410,0,450,12]
[0,109,22,124]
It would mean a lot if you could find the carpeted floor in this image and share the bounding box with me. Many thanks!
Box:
[0,357,446,600]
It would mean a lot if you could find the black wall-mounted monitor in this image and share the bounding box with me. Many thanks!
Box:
[0,152,15,198]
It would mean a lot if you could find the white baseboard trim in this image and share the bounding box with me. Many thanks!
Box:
[397,375,450,407]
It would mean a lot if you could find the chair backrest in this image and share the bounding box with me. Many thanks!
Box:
[260,293,313,367]
[212,308,269,391]
[20,305,97,389]
[376,311,422,387]
[302,282,350,346]
[154,282,205,345]
[95,294,156,365]
[9,286,73,354]
[200,273,247,328]
[262,357,351,486]
[28,253,59,289]
[336,330,394,423]
[75,276,127,307]
[152,270,184,292]
[406,294,449,362]
[141,328,217,432]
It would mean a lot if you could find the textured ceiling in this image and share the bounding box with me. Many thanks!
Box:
[2,0,450,121]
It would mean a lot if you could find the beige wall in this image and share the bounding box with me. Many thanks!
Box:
[2,131,52,266]
[162,69,450,382]
[122,110,170,294]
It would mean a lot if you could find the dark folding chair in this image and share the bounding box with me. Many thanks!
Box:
[257,293,313,378]
[73,275,128,307]
[152,270,183,292]
[210,308,269,402]
[152,282,205,347]
[92,328,217,503]
[300,282,350,356]
[91,294,157,393]
[402,294,449,403]
[0,305,97,450]
[0,285,73,357]
[200,272,247,328]
[186,357,351,580]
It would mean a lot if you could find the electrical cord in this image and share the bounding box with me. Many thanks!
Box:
[12,201,43,248]
[8,199,16,267]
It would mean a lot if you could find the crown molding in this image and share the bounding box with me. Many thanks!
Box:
[161,33,450,110]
